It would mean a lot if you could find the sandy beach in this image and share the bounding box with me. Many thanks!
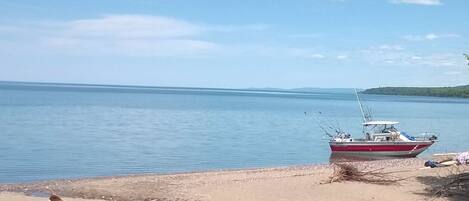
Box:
[1,158,467,201]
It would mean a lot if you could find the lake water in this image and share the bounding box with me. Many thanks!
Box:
[1,82,468,183]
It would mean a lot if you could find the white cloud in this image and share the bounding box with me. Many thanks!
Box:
[309,54,325,59]
[390,0,442,6]
[425,33,438,40]
[404,33,460,41]
[444,71,462,75]
[336,55,348,60]
[0,15,271,57]
[246,47,334,60]
[403,54,459,67]
[417,54,460,67]
[37,15,220,57]
[66,15,203,39]
[288,33,322,39]
[361,45,461,68]
[209,24,270,32]
[378,44,404,51]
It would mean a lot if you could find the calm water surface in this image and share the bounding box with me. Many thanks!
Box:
[1,82,468,183]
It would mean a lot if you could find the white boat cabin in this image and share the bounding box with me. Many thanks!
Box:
[332,120,417,142]
[361,121,412,142]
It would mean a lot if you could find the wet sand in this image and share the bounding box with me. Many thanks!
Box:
[1,158,466,201]
[0,192,104,201]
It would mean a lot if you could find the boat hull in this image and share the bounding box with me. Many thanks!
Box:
[329,141,434,157]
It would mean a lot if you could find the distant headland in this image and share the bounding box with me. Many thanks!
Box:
[363,85,469,98]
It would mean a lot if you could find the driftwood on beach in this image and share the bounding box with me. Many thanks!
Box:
[327,163,403,185]
[422,166,469,199]
[49,194,63,201]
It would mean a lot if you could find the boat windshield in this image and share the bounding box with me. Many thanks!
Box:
[366,124,399,134]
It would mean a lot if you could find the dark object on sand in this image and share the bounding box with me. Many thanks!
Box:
[50,194,64,201]
[424,152,468,169]
[424,160,447,168]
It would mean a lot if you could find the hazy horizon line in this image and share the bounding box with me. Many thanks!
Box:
[0,80,363,92]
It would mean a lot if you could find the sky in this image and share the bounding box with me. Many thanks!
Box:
[0,0,468,89]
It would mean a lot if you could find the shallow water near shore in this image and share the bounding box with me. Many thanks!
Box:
[1,82,468,183]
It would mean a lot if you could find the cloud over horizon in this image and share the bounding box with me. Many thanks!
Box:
[390,0,442,6]
[0,15,272,58]
[403,33,460,41]
[40,15,219,57]
[0,14,463,69]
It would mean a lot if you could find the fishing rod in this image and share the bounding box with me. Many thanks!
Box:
[354,88,372,122]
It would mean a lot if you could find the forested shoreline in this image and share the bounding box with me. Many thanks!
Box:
[362,86,469,98]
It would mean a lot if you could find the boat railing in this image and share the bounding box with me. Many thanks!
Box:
[413,132,438,141]
[351,138,368,142]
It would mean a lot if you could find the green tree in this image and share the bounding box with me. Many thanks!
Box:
[464,53,469,66]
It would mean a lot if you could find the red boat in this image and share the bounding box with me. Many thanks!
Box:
[329,121,436,157]
[327,90,437,157]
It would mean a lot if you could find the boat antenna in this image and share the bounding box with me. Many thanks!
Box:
[355,88,367,123]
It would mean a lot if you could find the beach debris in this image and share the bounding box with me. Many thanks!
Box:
[427,166,469,198]
[456,151,469,165]
[425,151,469,169]
[433,153,458,156]
[49,194,64,201]
[424,160,457,168]
[327,163,401,185]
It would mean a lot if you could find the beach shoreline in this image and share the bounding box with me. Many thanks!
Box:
[2,157,466,201]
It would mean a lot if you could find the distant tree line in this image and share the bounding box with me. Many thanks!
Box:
[363,54,469,98]
[362,86,469,98]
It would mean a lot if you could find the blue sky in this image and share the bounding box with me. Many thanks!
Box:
[0,0,468,88]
